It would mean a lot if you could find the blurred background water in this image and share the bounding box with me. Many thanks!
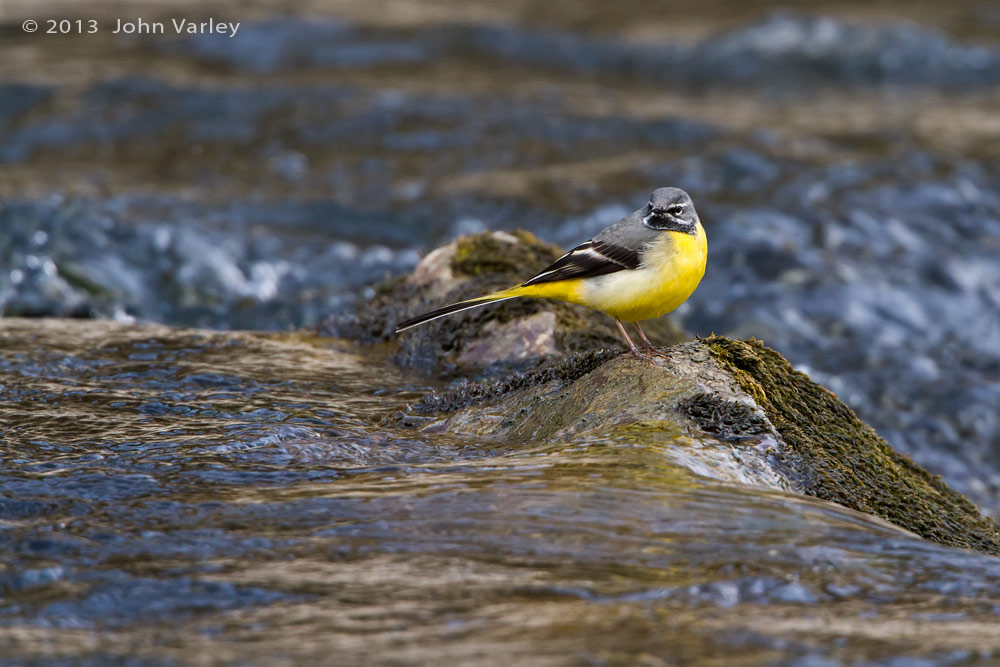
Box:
[1,0,1000,663]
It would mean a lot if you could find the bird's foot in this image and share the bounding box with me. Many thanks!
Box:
[628,347,659,365]
[631,323,667,359]
[641,344,669,359]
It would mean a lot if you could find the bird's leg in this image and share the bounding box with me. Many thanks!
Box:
[615,318,653,362]
[633,322,665,356]
[614,318,639,352]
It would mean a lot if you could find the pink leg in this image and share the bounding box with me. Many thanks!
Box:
[633,322,656,350]
[634,322,668,357]
[615,319,655,362]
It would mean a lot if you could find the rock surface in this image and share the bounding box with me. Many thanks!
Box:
[404,336,1000,556]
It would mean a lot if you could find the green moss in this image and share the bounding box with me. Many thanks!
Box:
[451,229,562,278]
[703,335,1000,556]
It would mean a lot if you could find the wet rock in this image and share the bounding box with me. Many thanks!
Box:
[456,311,558,365]
[412,348,619,414]
[323,230,686,371]
[705,337,1000,555]
[409,337,1000,556]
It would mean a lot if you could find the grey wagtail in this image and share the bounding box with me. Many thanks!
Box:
[394,187,707,354]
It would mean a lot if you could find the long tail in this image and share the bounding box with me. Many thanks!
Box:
[394,288,520,334]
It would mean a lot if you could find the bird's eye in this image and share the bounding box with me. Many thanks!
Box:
[667,205,685,216]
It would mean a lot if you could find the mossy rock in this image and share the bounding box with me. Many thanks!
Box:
[703,336,1000,556]
[451,229,559,277]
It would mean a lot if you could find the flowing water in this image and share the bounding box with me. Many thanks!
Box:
[2,319,1000,664]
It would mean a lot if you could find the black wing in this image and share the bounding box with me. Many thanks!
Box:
[521,240,640,286]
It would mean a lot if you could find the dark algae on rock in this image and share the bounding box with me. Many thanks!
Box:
[703,335,1000,556]
[679,391,771,442]
[413,348,619,414]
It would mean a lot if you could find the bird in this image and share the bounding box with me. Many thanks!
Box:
[394,187,707,355]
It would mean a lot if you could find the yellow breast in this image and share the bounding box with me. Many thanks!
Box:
[578,222,707,322]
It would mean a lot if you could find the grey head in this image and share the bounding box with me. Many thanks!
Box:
[642,187,698,235]
[592,187,700,250]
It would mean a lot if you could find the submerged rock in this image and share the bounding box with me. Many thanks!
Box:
[324,230,686,371]
[403,337,1000,557]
